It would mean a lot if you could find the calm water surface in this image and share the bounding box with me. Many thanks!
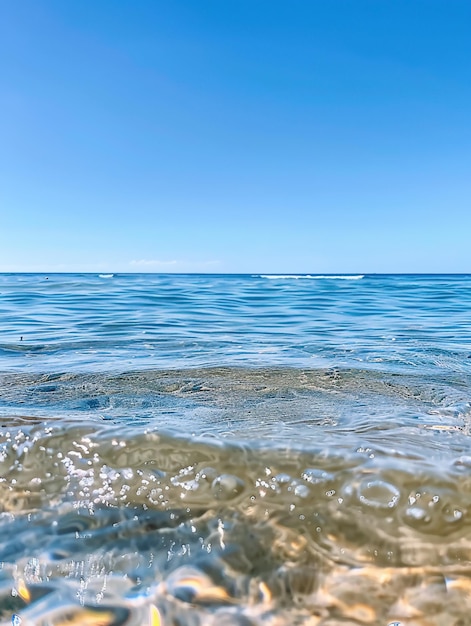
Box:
[1,274,471,625]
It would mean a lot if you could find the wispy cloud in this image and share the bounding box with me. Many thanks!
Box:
[129,259,220,272]
[129,259,179,267]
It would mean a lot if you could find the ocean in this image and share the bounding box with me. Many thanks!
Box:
[1,273,471,625]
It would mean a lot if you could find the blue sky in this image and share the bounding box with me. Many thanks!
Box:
[1,0,470,273]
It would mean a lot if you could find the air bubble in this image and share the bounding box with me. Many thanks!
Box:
[357,478,400,510]
[211,474,245,501]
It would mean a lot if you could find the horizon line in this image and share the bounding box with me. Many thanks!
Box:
[1,272,471,276]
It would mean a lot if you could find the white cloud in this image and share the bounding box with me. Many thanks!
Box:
[129,259,179,267]
[0,259,221,273]
[129,259,221,272]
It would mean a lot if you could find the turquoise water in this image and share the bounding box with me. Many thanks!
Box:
[1,274,471,625]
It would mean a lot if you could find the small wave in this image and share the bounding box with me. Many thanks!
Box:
[98,274,114,278]
[259,274,365,280]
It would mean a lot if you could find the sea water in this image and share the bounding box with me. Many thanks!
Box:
[1,273,471,625]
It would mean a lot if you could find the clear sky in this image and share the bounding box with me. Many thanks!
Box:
[1,1,470,273]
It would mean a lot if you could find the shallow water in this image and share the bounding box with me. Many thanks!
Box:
[1,274,471,625]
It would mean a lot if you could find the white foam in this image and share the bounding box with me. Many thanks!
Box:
[99,274,114,278]
[311,275,365,280]
[259,274,365,280]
